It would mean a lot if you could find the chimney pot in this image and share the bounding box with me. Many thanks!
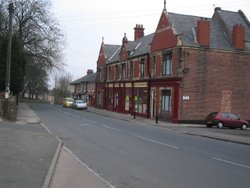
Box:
[134,24,145,41]
[87,69,94,75]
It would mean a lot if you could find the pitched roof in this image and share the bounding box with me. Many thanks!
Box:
[168,9,250,50]
[103,44,121,61]
[102,8,250,65]
[215,9,250,42]
[107,33,154,64]
[71,73,96,85]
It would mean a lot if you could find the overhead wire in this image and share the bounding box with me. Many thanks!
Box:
[57,1,249,22]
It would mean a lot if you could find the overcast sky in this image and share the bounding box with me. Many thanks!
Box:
[50,0,250,82]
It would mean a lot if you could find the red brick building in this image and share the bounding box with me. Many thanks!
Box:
[95,6,250,123]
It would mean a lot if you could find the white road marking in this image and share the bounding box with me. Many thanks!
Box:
[212,157,250,169]
[40,123,52,134]
[63,111,71,116]
[101,125,122,132]
[63,147,116,188]
[134,134,179,149]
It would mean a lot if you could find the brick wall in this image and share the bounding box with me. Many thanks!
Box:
[134,60,139,78]
[180,48,250,121]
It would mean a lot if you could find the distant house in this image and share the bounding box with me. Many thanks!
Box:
[95,5,250,123]
[71,69,96,106]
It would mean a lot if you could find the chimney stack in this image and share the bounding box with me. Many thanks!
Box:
[134,24,144,41]
[197,18,210,47]
[87,69,94,75]
[232,24,245,50]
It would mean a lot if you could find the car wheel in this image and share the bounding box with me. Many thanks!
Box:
[206,124,212,128]
[217,122,223,129]
[241,124,247,130]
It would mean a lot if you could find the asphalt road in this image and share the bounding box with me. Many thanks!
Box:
[31,103,250,188]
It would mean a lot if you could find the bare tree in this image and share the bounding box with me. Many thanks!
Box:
[54,73,73,104]
[22,61,49,99]
[0,0,65,98]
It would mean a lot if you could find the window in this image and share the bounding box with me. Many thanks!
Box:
[140,58,145,78]
[161,90,171,112]
[152,56,156,77]
[229,113,239,120]
[108,66,112,80]
[163,53,172,75]
[129,61,133,78]
[121,63,126,80]
[115,65,119,80]
[97,67,102,81]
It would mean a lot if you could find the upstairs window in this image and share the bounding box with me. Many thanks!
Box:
[163,53,172,75]
[115,65,119,80]
[121,63,126,80]
[152,56,156,78]
[108,66,112,80]
[129,61,134,79]
[140,58,145,78]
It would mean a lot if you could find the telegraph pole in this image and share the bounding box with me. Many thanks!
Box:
[5,2,14,99]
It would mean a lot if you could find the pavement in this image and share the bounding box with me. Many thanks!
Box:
[0,104,59,188]
[0,103,250,188]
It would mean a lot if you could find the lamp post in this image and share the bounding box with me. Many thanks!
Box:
[5,2,14,99]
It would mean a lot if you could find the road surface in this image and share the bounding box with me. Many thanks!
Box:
[31,103,250,188]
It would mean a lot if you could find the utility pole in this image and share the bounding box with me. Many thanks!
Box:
[5,2,14,99]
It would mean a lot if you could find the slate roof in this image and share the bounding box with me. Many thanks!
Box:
[168,9,250,50]
[71,73,96,85]
[103,44,120,61]
[216,9,250,42]
[100,8,250,66]
[107,33,154,64]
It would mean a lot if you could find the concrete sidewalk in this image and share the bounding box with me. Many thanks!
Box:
[0,103,60,188]
[49,147,114,188]
[0,121,58,188]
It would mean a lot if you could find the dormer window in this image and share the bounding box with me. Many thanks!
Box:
[163,52,172,75]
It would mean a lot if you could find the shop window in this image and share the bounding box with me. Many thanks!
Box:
[125,88,132,112]
[161,90,171,112]
[134,88,147,115]
[163,53,172,75]
[108,88,113,106]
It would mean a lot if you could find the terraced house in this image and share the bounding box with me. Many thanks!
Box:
[71,69,96,106]
[95,5,250,123]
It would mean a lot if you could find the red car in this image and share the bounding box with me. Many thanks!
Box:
[205,112,249,130]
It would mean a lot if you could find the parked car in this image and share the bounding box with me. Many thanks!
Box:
[63,98,74,108]
[205,112,249,130]
[72,99,87,110]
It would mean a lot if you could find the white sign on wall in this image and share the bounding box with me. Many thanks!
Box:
[183,96,190,101]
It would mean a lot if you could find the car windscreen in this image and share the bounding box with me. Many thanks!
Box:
[76,100,84,103]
